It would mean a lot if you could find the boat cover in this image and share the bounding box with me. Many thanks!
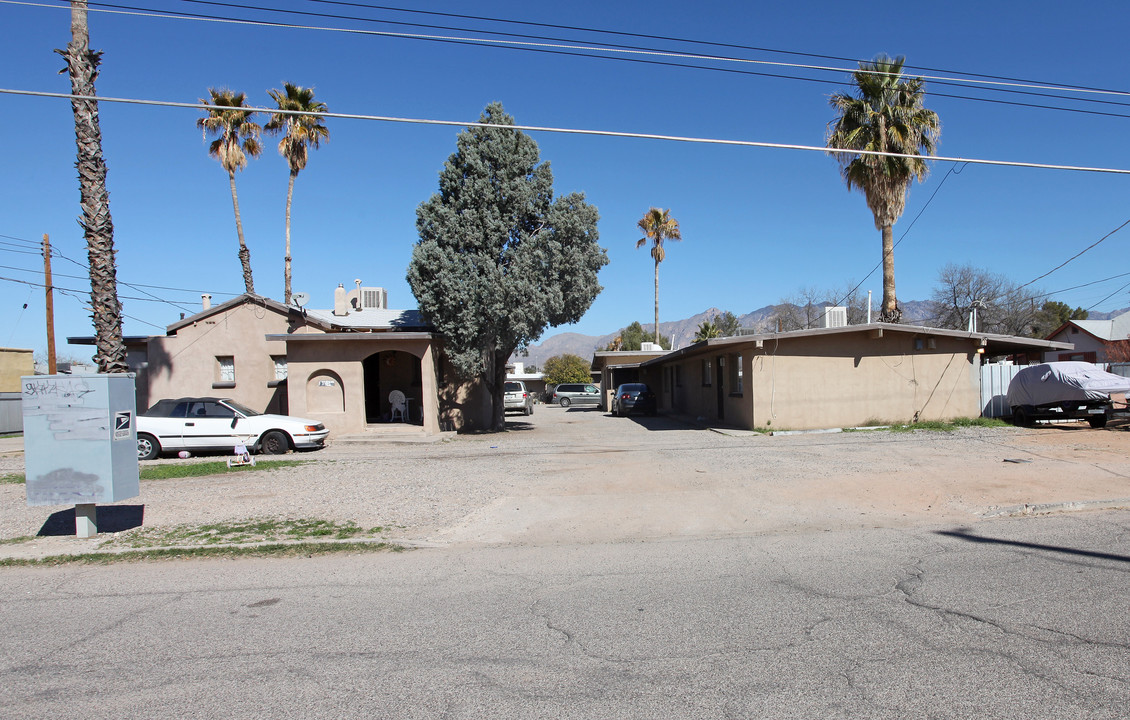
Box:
[1006,362,1130,407]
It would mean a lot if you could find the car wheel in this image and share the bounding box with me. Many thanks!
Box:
[1012,407,1031,427]
[259,430,290,455]
[1089,414,1108,429]
[525,404,533,416]
[137,433,160,461]
[559,398,571,408]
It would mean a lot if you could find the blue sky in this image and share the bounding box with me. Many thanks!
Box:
[3,0,1130,359]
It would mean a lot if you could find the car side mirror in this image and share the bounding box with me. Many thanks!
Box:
[231,417,239,428]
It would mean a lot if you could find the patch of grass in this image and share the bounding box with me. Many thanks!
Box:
[140,459,309,481]
[0,540,403,567]
[101,517,380,549]
[0,473,24,484]
[0,535,35,546]
[886,417,1010,433]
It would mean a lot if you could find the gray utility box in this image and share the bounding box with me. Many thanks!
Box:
[21,374,139,507]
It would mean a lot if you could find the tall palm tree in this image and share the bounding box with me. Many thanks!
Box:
[827,54,940,323]
[198,89,261,294]
[637,207,681,343]
[264,83,329,305]
[56,0,126,373]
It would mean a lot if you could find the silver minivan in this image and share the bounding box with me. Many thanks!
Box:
[551,383,601,408]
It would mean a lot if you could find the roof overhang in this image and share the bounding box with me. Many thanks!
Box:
[265,332,436,342]
[638,323,1072,367]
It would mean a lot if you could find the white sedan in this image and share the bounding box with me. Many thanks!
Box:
[136,397,329,460]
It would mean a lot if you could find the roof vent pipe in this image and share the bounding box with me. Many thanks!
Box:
[334,283,348,316]
[202,294,211,310]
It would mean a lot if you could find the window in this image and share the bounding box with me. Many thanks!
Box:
[675,365,682,388]
[734,354,743,394]
[272,356,288,381]
[216,356,235,384]
[702,359,712,386]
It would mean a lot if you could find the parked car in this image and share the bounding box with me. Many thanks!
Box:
[136,397,329,460]
[1006,362,1130,428]
[551,383,601,408]
[504,380,534,416]
[611,383,658,417]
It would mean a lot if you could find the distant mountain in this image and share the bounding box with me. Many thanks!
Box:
[511,303,1130,369]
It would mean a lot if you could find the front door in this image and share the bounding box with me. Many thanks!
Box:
[716,355,725,420]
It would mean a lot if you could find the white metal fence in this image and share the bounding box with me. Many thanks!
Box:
[0,392,22,434]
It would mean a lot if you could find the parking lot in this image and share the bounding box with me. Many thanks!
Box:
[3,402,1130,551]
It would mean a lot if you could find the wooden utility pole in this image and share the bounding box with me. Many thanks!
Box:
[43,234,57,374]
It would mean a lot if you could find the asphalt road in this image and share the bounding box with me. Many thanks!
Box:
[1,510,1128,719]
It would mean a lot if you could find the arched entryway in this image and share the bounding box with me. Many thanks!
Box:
[363,350,421,423]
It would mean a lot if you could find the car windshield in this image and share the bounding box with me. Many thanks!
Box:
[505,382,522,392]
[223,400,261,417]
[621,384,647,393]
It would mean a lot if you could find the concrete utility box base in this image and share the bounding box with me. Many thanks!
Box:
[75,503,97,538]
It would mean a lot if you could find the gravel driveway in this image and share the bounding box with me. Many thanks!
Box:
[3,406,1130,549]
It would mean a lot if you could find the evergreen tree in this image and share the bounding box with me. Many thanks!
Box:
[408,103,608,431]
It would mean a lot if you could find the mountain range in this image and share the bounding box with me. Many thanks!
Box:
[513,303,1129,369]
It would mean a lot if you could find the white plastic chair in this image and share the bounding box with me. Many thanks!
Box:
[389,390,407,422]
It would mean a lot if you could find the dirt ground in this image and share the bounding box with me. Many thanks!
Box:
[2,410,1129,554]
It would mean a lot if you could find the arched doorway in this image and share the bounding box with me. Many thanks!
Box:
[363,350,421,423]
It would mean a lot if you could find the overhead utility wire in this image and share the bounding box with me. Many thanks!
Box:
[165,0,1130,99]
[5,88,1130,176]
[296,0,1122,95]
[0,231,240,296]
[12,4,1130,118]
[13,0,1130,105]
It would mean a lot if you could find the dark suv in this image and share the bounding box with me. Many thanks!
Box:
[550,383,601,408]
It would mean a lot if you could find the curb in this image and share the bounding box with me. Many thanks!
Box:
[981,498,1130,518]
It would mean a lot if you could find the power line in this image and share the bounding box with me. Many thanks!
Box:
[296,0,1130,97]
[5,88,1130,175]
[8,0,1130,116]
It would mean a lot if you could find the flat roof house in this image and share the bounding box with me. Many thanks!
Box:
[624,323,1069,431]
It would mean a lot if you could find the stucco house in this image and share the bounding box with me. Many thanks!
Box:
[0,347,34,393]
[614,323,1068,431]
[1043,311,1130,363]
[71,283,493,438]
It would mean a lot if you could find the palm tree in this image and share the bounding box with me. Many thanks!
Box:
[56,0,126,373]
[636,207,681,342]
[827,55,940,323]
[198,88,261,294]
[264,83,329,305]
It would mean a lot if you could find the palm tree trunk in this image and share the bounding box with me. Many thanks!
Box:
[228,169,255,294]
[284,170,295,304]
[879,223,901,323]
[58,1,127,374]
[654,257,660,345]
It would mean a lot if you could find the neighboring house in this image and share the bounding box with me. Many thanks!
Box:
[591,349,670,410]
[0,348,33,392]
[1043,311,1130,363]
[0,347,33,434]
[506,362,546,401]
[617,323,1068,431]
[71,283,493,437]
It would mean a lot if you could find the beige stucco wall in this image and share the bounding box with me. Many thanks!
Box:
[746,333,980,429]
[144,303,292,413]
[0,348,34,392]
[658,332,982,430]
[284,335,443,436]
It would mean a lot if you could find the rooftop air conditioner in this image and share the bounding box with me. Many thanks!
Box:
[824,306,848,328]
